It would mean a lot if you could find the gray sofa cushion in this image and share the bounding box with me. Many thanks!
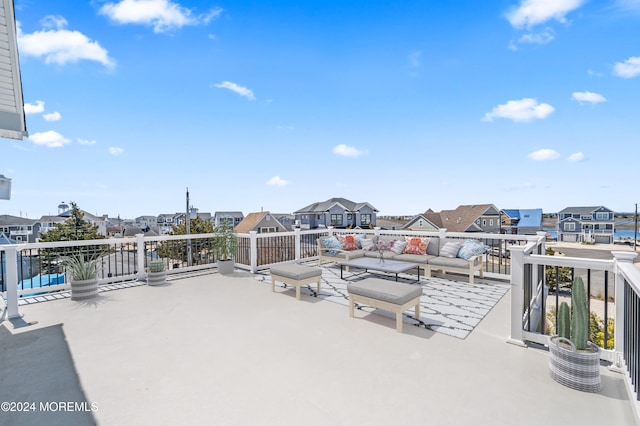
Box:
[426,237,439,256]
[348,278,423,305]
[390,253,436,264]
[271,264,322,280]
[428,256,471,268]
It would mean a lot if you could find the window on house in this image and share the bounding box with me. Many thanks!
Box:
[476,219,480,225]
[347,214,352,220]
[418,220,423,227]
[565,223,576,231]
[596,212,609,220]
[317,215,321,220]
[260,227,276,233]
[490,219,494,226]
[361,214,371,225]
[330,214,343,226]
[482,219,486,226]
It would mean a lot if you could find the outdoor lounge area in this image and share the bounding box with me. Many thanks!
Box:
[0,265,636,426]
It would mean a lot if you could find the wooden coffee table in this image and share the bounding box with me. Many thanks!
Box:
[340,257,420,282]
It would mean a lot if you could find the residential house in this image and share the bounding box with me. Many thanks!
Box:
[0,215,37,243]
[557,206,615,244]
[235,212,288,234]
[401,214,440,232]
[294,197,378,229]
[213,212,244,228]
[501,209,543,235]
[419,204,502,233]
[157,213,179,235]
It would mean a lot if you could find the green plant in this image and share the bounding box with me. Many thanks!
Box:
[64,255,100,281]
[149,260,165,273]
[557,276,589,350]
[212,223,237,261]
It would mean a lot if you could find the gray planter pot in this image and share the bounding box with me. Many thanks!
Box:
[147,271,167,286]
[71,278,99,301]
[217,259,235,275]
[549,335,601,393]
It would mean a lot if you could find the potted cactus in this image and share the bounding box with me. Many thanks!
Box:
[548,276,601,392]
[147,259,167,286]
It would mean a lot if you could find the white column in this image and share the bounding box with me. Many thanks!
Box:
[5,246,20,319]
[136,233,146,280]
[294,228,301,262]
[250,231,258,273]
[507,245,527,346]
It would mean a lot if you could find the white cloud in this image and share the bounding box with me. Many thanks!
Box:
[408,51,422,68]
[616,0,640,11]
[517,28,554,44]
[24,100,45,114]
[100,0,222,33]
[109,147,124,155]
[213,81,256,100]
[28,131,71,148]
[43,112,62,121]
[18,16,115,68]
[587,69,603,77]
[528,149,560,161]
[483,98,554,122]
[78,138,97,145]
[613,56,640,78]
[332,144,367,158]
[266,176,290,186]
[572,91,606,104]
[568,152,585,162]
[506,0,585,29]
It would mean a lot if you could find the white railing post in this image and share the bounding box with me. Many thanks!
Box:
[294,228,301,262]
[136,233,146,281]
[327,226,334,237]
[4,246,20,319]
[611,251,638,370]
[374,226,381,239]
[250,231,258,273]
[507,245,527,346]
[438,228,448,241]
[536,231,547,254]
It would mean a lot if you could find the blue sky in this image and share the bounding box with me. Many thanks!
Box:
[2,0,639,219]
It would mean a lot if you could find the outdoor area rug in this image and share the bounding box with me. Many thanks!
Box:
[257,263,510,339]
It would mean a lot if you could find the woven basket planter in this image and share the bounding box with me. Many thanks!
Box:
[70,278,99,301]
[147,271,167,286]
[549,335,601,393]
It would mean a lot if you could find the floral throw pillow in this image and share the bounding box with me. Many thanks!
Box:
[403,237,428,255]
[320,236,342,255]
[339,234,359,251]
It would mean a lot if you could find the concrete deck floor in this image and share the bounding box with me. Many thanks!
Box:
[0,271,636,426]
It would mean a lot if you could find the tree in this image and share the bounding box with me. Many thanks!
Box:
[157,217,215,265]
[39,202,106,264]
[544,247,572,292]
[40,202,104,242]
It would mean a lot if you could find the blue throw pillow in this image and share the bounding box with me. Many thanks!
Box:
[321,236,342,255]
[457,239,489,260]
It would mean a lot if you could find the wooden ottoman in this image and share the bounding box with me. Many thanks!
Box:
[347,278,422,332]
[270,264,322,300]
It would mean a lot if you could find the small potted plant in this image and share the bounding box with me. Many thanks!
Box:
[548,276,601,392]
[64,254,100,301]
[147,259,167,286]
[212,222,237,275]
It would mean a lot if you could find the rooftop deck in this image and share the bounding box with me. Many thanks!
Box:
[1,269,636,426]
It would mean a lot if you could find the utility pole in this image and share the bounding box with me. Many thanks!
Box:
[186,188,192,266]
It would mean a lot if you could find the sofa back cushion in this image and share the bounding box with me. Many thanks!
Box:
[427,237,440,256]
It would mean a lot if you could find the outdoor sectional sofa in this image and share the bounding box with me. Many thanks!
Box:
[317,234,486,284]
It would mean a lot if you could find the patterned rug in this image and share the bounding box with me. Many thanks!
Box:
[257,264,510,339]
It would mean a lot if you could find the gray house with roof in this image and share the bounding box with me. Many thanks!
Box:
[557,206,615,244]
[293,198,378,229]
[501,209,543,235]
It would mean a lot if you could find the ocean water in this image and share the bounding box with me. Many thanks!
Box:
[543,228,638,241]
